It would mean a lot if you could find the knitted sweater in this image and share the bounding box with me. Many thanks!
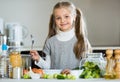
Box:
[35,36,83,69]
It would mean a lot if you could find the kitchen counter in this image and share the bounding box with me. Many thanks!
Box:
[0,78,120,82]
[17,46,120,51]
[19,46,120,55]
[92,46,120,50]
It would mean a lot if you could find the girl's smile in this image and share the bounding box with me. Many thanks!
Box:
[60,23,69,27]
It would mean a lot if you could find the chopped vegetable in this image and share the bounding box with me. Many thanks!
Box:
[79,61,101,79]
[23,73,31,79]
[57,74,66,79]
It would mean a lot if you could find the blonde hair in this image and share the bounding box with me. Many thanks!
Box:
[46,1,89,59]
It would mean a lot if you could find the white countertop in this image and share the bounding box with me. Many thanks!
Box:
[0,78,120,82]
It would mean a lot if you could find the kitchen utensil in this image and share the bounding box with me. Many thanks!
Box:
[30,34,34,50]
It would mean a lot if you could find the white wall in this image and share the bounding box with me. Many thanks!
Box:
[0,0,120,49]
[71,0,120,47]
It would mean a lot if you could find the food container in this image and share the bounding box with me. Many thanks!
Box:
[30,73,41,79]
[71,70,83,79]
[9,50,22,79]
[22,54,31,70]
[80,53,106,76]
[80,53,106,68]
[43,69,61,75]
[13,67,21,79]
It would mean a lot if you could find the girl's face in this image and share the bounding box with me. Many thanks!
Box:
[54,8,75,32]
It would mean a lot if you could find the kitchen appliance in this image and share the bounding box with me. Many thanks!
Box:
[6,23,28,47]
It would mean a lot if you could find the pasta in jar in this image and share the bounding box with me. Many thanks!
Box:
[9,51,22,68]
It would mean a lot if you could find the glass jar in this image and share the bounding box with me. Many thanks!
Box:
[10,51,22,68]
[80,53,106,76]
[9,48,22,79]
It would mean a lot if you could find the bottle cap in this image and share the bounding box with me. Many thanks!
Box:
[2,44,8,50]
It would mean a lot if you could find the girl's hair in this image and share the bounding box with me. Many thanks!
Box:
[46,1,89,59]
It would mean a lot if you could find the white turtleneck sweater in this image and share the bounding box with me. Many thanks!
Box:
[56,27,75,41]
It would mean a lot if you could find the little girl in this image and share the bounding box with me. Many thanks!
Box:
[30,1,91,72]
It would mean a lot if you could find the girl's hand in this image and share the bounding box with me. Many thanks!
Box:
[30,50,40,62]
[61,69,71,75]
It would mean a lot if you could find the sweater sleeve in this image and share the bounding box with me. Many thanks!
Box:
[35,55,50,69]
[35,39,51,69]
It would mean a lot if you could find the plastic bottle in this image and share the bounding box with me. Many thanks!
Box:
[0,44,8,78]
